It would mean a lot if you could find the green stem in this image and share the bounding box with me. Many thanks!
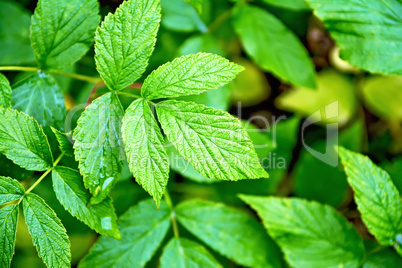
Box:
[362,245,385,263]
[25,168,52,193]
[49,71,102,84]
[53,152,65,167]
[0,66,103,84]
[0,66,39,72]
[116,91,142,99]
[164,190,180,238]
[208,9,232,33]
[25,153,65,194]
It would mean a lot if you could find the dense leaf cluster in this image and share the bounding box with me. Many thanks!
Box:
[0,0,401,267]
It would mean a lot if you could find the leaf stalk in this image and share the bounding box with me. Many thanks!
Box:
[164,190,180,238]
[25,153,65,194]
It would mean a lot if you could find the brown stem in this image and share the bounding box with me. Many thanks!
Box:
[85,82,105,107]
[85,82,143,107]
[127,82,142,90]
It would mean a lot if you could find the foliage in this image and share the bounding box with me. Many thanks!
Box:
[0,0,401,267]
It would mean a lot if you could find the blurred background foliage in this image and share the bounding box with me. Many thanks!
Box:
[1,0,401,266]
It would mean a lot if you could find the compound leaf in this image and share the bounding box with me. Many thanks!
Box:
[31,0,100,70]
[73,93,124,204]
[51,127,74,157]
[122,99,169,206]
[52,166,120,239]
[175,199,283,268]
[0,73,12,108]
[0,176,25,206]
[95,0,161,91]
[23,193,70,268]
[79,199,171,268]
[160,237,222,268]
[306,0,402,75]
[142,53,243,100]
[233,4,316,88]
[0,107,53,171]
[12,72,66,131]
[239,195,365,268]
[0,204,19,268]
[337,147,402,247]
[156,100,268,181]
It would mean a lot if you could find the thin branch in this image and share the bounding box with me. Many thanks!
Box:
[208,9,232,33]
[0,66,103,84]
[126,82,142,90]
[86,82,106,107]
[49,70,103,84]
[25,153,65,193]
[116,91,142,99]
[0,66,39,72]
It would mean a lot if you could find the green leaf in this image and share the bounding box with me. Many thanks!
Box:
[294,120,363,207]
[51,127,74,157]
[231,59,271,107]
[306,0,402,75]
[276,69,357,126]
[178,34,225,57]
[122,99,169,206]
[176,199,283,267]
[361,76,402,121]
[79,199,171,268]
[337,147,402,247]
[160,237,222,268]
[0,204,19,268]
[142,53,243,100]
[0,176,25,206]
[156,100,268,181]
[0,73,12,108]
[176,36,231,111]
[167,142,214,184]
[233,4,316,88]
[95,0,161,91]
[382,157,402,194]
[239,195,365,268]
[0,107,53,171]
[176,86,232,111]
[0,1,34,65]
[73,93,124,204]
[184,0,203,14]
[30,0,100,70]
[262,0,310,10]
[262,116,300,194]
[168,120,272,184]
[23,193,71,268]
[161,0,207,32]
[363,244,402,268]
[366,250,402,267]
[12,72,66,131]
[52,166,120,239]
[0,154,34,182]
[241,120,273,159]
